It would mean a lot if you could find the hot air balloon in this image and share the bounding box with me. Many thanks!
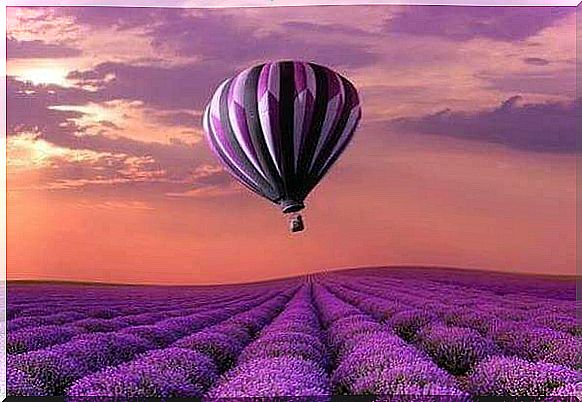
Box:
[202,61,362,233]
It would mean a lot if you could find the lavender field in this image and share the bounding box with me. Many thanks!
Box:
[7,267,580,399]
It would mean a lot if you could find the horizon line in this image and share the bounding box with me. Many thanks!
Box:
[7,264,579,287]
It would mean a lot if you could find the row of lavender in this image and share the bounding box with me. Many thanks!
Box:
[320,269,579,396]
[7,268,580,398]
[8,279,302,396]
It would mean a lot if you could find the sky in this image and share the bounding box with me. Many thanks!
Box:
[6,5,578,284]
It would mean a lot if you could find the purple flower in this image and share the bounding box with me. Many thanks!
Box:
[417,325,498,375]
[541,338,581,370]
[530,315,580,337]
[157,312,222,337]
[208,357,330,398]
[388,310,438,342]
[70,318,128,333]
[258,331,326,356]
[68,348,218,398]
[120,325,181,347]
[109,312,166,326]
[238,336,327,368]
[490,322,579,367]
[349,361,458,395]
[547,382,581,398]
[8,325,85,354]
[7,367,48,396]
[466,356,580,396]
[441,307,502,336]
[332,332,437,394]
[8,311,86,331]
[10,333,152,394]
[173,330,244,371]
[312,286,363,327]
[375,383,471,400]
[326,315,385,358]
[208,322,253,345]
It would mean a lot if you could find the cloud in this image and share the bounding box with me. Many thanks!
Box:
[153,111,202,127]
[67,61,233,111]
[478,69,575,98]
[7,131,231,195]
[523,57,550,66]
[6,76,93,146]
[7,37,82,59]
[388,96,579,153]
[74,200,155,210]
[58,7,378,69]
[148,10,378,68]
[7,77,229,194]
[386,6,572,42]
[7,132,165,189]
[281,21,378,38]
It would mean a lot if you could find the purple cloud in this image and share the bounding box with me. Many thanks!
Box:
[282,21,377,38]
[479,70,575,98]
[7,77,90,142]
[523,57,550,66]
[154,111,201,127]
[148,10,378,68]
[56,7,378,69]
[7,37,82,59]
[386,6,572,42]
[389,96,579,153]
[67,61,233,111]
[7,77,227,194]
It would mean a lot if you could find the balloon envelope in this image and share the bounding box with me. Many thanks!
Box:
[203,60,361,216]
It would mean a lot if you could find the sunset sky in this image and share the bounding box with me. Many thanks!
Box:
[7,5,578,284]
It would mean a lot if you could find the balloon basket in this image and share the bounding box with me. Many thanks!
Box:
[288,213,305,233]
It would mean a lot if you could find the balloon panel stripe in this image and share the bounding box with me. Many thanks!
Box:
[292,63,316,172]
[218,79,277,199]
[312,106,361,189]
[278,61,297,200]
[295,63,329,194]
[207,81,264,190]
[204,106,267,197]
[227,68,267,182]
[309,76,358,179]
[243,64,286,199]
[309,71,346,173]
[258,63,283,177]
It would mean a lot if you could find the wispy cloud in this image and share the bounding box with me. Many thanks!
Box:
[389,96,579,153]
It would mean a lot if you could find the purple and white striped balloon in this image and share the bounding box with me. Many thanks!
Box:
[202,61,361,231]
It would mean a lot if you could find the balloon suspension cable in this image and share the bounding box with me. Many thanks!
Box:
[288,212,305,233]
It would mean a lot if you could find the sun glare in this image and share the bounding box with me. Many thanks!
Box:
[15,65,71,87]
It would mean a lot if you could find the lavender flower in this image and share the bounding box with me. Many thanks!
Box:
[332,332,431,393]
[10,333,152,394]
[68,348,218,398]
[466,356,580,396]
[70,318,128,333]
[238,337,327,368]
[208,357,330,398]
[547,382,581,398]
[417,325,498,375]
[388,310,438,342]
[7,367,48,396]
[490,323,579,367]
[173,330,244,371]
[349,362,459,396]
[8,325,85,354]
[120,324,181,347]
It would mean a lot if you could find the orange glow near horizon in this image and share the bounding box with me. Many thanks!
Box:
[7,5,577,284]
[8,134,576,284]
